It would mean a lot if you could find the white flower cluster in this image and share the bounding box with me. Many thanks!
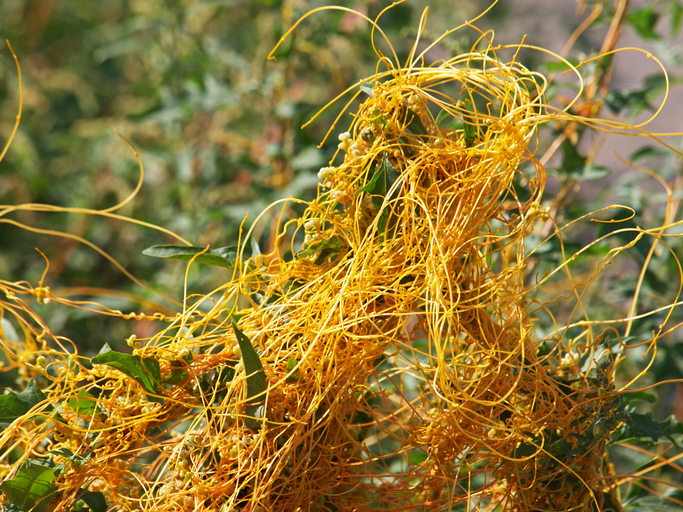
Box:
[227,432,255,458]
[303,217,322,248]
[305,218,321,231]
[316,158,345,201]
[560,351,579,367]
[312,130,370,215]
[317,166,334,180]
[303,233,320,247]
[317,165,335,189]
[337,131,351,149]
[337,131,363,160]
[407,93,425,112]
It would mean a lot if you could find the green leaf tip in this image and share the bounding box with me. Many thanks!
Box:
[231,322,267,404]
[231,322,268,431]
[91,344,161,396]
[286,358,300,382]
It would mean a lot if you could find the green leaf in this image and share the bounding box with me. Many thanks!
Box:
[627,7,661,40]
[376,209,391,238]
[513,440,538,458]
[1,317,20,344]
[143,237,260,270]
[463,119,476,147]
[0,459,56,512]
[298,236,347,262]
[629,146,668,161]
[360,83,374,97]
[672,2,683,36]
[68,390,98,418]
[621,391,657,406]
[604,89,652,115]
[404,109,427,136]
[286,358,299,382]
[435,109,450,127]
[160,349,192,386]
[356,165,384,195]
[549,437,570,458]
[623,495,683,511]
[581,164,610,181]
[409,450,428,464]
[361,154,402,242]
[369,108,387,128]
[49,448,72,458]
[610,412,683,446]
[537,341,553,357]
[643,73,668,94]
[621,478,652,505]
[164,369,188,386]
[367,154,401,212]
[539,59,579,73]
[559,139,587,177]
[461,100,477,147]
[231,322,267,431]
[231,323,266,404]
[356,154,401,201]
[91,344,161,396]
[0,379,49,429]
[80,490,107,512]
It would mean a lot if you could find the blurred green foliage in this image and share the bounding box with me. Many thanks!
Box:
[0,0,454,347]
[0,0,497,348]
[1,0,683,506]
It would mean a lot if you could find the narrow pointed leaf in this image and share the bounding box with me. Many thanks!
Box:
[461,101,477,147]
[581,164,611,181]
[286,358,300,382]
[463,121,476,147]
[298,236,347,262]
[356,166,384,195]
[231,322,266,404]
[368,154,401,212]
[143,237,260,270]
